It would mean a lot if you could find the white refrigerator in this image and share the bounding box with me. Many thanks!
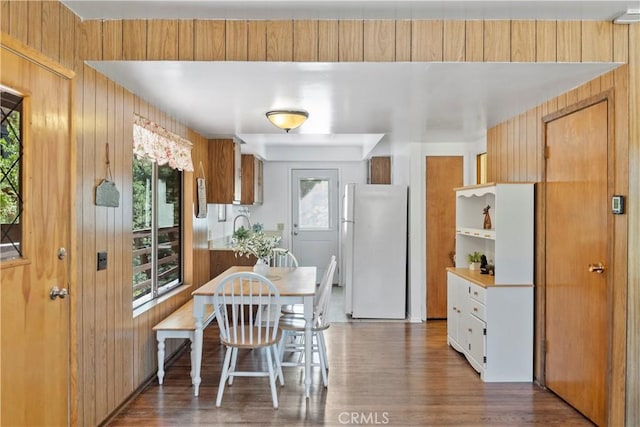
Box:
[341,183,407,319]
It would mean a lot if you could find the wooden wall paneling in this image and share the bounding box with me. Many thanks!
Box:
[483,20,511,62]
[70,54,85,427]
[581,21,612,62]
[59,4,77,69]
[121,88,135,399]
[443,20,465,61]
[486,126,496,182]
[556,21,581,62]
[147,20,178,60]
[508,117,516,180]
[395,20,412,62]
[511,21,536,62]
[41,1,60,62]
[526,108,538,181]
[611,64,630,427]
[536,21,557,62]
[112,82,124,405]
[6,0,28,43]
[122,20,147,60]
[364,20,395,62]
[102,20,123,60]
[81,64,98,427]
[267,20,293,61]
[27,0,42,51]
[519,112,528,180]
[293,20,318,62]
[318,20,339,62]
[77,20,103,62]
[247,20,266,61]
[178,20,194,60]
[106,78,116,412]
[94,71,110,421]
[411,20,443,61]
[613,24,629,64]
[339,20,364,62]
[627,24,640,426]
[0,0,9,35]
[465,20,483,61]
[226,20,248,61]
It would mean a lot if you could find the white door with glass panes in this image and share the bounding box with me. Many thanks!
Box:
[291,169,339,283]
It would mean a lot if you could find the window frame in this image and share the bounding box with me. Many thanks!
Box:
[132,157,183,309]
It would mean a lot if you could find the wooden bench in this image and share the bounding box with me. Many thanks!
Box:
[152,299,216,385]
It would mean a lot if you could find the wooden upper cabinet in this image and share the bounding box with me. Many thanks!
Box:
[369,156,392,184]
[208,138,241,204]
[240,154,263,205]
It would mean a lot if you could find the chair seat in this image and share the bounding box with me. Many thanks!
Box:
[221,326,282,348]
[279,315,329,332]
[280,303,304,315]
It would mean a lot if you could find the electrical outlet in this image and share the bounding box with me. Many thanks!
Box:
[97,252,107,271]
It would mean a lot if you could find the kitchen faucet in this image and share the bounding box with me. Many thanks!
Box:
[233,214,251,234]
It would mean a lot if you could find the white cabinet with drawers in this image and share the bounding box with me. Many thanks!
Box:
[447,269,533,382]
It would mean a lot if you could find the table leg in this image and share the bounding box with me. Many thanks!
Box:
[193,298,204,397]
[304,295,313,398]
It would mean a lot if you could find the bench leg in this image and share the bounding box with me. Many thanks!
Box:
[189,336,195,385]
[157,336,166,385]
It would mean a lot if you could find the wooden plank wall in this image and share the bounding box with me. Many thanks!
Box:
[1,1,638,425]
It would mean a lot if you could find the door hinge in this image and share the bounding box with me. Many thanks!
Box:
[483,356,487,364]
[544,146,550,159]
[483,328,487,336]
[543,340,547,353]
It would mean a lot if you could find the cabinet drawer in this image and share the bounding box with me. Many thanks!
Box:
[469,299,486,321]
[469,283,486,304]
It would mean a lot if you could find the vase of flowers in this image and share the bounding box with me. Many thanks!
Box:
[231,223,281,276]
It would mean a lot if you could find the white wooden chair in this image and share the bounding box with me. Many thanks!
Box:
[213,272,283,408]
[278,256,337,387]
[281,255,334,316]
[270,248,298,268]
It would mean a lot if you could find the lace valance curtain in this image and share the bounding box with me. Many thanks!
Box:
[133,114,194,171]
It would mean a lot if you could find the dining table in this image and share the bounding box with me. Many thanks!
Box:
[191,265,317,398]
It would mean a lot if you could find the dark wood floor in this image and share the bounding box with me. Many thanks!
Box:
[107,321,591,426]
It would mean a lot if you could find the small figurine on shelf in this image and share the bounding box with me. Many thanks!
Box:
[480,254,489,274]
[483,205,492,230]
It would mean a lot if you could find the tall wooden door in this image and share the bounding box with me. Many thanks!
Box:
[1,44,73,426]
[545,100,609,426]
[426,156,463,319]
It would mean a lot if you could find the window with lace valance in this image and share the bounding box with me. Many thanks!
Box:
[133,114,194,171]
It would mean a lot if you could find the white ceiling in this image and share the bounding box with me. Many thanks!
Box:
[72,1,631,161]
[64,1,638,21]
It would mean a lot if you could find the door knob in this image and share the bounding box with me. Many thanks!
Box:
[588,262,605,274]
[293,231,298,236]
[50,286,68,300]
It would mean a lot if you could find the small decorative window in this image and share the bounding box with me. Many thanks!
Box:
[0,88,24,262]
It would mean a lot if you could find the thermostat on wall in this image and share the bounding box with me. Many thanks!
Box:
[612,195,625,214]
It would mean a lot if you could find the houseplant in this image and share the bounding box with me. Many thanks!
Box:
[467,251,483,270]
[231,224,281,275]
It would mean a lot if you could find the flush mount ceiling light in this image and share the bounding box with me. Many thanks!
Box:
[265,110,309,133]
[613,9,640,24]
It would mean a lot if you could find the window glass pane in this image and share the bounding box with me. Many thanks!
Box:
[298,178,329,229]
[0,91,23,261]
[132,156,153,304]
[157,164,181,291]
